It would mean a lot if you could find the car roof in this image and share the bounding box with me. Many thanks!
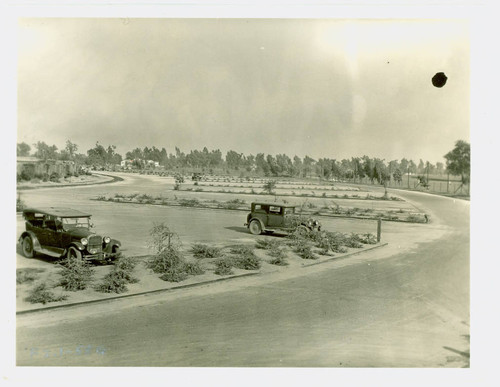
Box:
[22,207,92,218]
[251,202,295,208]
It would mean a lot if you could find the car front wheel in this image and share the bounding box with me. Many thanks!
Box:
[22,236,34,258]
[249,220,262,235]
[67,246,82,260]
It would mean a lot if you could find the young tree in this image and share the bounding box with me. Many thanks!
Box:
[262,180,277,195]
[444,140,470,184]
[65,140,78,159]
[17,142,31,157]
[33,141,59,160]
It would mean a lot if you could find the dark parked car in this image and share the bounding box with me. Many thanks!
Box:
[244,202,321,235]
[19,207,121,262]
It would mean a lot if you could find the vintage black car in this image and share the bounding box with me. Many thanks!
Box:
[19,207,121,261]
[244,202,321,235]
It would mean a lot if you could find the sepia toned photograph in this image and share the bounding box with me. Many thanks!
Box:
[12,14,473,371]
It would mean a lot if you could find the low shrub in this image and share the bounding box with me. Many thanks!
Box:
[179,198,200,207]
[357,233,377,244]
[294,244,317,260]
[49,172,61,182]
[182,261,205,276]
[159,267,189,282]
[267,245,288,266]
[25,282,68,305]
[255,239,281,250]
[343,233,363,248]
[58,257,95,291]
[94,270,130,293]
[19,168,35,181]
[214,258,233,275]
[191,244,222,259]
[16,268,45,284]
[146,247,184,274]
[406,214,424,223]
[232,254,261,270]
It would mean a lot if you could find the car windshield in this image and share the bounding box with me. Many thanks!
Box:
[284,207,295,215]
[61,217,90,230]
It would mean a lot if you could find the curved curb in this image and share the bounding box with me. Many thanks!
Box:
[301,242,388,267]
[17,173,124,191]
[16,271,261,316]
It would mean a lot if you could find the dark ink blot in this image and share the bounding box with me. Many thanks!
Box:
[432,72,448,88]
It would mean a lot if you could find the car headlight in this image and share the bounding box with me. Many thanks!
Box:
[81,238,88,246]
[103,236,111,244]
[313,220,319,226]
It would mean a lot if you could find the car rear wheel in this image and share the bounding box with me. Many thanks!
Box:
[67,246,82,260]
[22,236,34,258]
[249,220,262,235]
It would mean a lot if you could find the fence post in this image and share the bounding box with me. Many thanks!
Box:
[377,219,382,242]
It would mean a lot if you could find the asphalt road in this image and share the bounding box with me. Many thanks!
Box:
[16,175,469,367]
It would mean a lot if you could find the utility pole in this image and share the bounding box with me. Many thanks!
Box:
[426,162,429,187]
[407,166,410,188]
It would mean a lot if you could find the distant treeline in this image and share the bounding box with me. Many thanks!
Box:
[17,140,460,184]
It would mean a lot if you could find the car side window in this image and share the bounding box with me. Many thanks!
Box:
[44,215,57,230]
[254,204,268,214]
[269,206,282,214]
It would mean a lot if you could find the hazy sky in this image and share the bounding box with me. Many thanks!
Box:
[17,18,469,163]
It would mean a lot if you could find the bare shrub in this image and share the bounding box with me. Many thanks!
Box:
[58,257,95,291]
[25,282,68,304]
[214,258,233,275]
[191,244,222,259]
[17,268,45,285]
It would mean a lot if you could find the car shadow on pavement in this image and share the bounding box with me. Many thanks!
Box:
[16,243,61,264]
[225,226,250,235]
[224,226,287,238]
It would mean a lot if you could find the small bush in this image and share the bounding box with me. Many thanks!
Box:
[358,233,377,244]
[146,247,184,274]
[49,172,61,182]
[267,246,288,266]
[94,270,130,294]
[20,168,35,181]
[232,254,261,270]
[16,268,45,284]
[229,245,254,256]
[179,198,200,207]
[214,258,233,275]
[58,257,95,291]
[255,239,281,250]
[294,244,317,260]
[160,267,189,282]
[182,261,205,275]
[406,214,423,223]
[25,282,68,305]
[191,244,222,259]
[344,233,363,248]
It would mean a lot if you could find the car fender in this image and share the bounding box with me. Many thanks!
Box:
[69,241,86,251]
[19,231,42,251]
[104,239,121,253]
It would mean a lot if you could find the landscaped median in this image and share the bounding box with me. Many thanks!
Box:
[93,193,428,224]
[16,225,387,314]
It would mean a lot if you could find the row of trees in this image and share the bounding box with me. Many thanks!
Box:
[17,140,470,184]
